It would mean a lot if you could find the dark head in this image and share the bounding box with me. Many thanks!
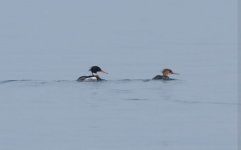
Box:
[162,68,177,77]
[89,66,108,75]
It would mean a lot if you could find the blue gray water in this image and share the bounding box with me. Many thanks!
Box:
[0,63,238,150]
[0,0,238,150]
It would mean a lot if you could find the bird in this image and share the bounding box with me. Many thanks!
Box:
[152,68,178,80]
[77,66,108,81]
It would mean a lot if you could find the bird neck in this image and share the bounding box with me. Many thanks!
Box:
[92,73,98,76]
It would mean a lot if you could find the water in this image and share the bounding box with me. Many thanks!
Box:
[0,0,238,150]
[0,66,238,150]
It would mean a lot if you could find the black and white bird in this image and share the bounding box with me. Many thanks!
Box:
[77,66,108,82]
[152,68,178,80]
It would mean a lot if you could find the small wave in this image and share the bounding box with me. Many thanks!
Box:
[0,79,180,86]
[112,79,152,82]
[165,99,240,106]
[126,98,148,101]
[0,80,32,84]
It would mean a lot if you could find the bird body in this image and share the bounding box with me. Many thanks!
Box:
[152,75,170,80]
[77,75,102,81]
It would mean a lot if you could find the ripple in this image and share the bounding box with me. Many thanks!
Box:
[0,80,31,84]
[126,98,148,101]
[165,99,240,106]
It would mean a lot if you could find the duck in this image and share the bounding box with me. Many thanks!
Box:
[77,66,108,81]
[152,68,178,80]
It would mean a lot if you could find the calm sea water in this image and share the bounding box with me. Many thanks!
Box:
[0,45,238,150]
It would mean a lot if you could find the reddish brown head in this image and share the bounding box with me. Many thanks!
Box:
[162,68,177,77]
